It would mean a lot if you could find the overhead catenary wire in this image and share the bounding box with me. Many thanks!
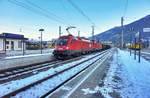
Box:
[59,0,82,34]
[58,0,73,25]
[25,0,71,26]
[67,0,102,33]
[67,0,95,26]
[8,0,71,26]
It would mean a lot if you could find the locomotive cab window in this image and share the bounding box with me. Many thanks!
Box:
[70,40,74,44]
[57,38,68,46]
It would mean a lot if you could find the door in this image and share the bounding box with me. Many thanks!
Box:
[11,41,14,50]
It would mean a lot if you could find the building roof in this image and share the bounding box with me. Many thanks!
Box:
[0,33,28,40]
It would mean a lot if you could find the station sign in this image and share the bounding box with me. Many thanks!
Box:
[143,28,150,32]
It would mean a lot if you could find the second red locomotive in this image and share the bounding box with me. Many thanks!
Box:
[53,34,102,59]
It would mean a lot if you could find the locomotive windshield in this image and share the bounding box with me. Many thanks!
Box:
[57,38,68,46]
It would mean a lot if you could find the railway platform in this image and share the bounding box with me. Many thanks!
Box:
[48,50,113,98]
[0,53,54,71]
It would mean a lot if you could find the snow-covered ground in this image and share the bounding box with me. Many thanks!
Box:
[99,49,150,98]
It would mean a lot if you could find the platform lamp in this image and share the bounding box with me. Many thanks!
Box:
[39,29,44,54]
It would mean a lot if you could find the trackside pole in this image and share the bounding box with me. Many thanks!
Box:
[130,30,131,56]
[138,32,141,63]
[23,40,25,56]
[59,26,61,37]
[129,27,133,56]
[134,37,136,60]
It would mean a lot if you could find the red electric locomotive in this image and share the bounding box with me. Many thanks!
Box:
[53,34,102,59]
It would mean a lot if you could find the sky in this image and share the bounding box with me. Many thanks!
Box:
[0,0,150,41]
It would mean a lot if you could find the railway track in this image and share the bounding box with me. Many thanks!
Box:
[0,49,111,98]
[0,56,83,83]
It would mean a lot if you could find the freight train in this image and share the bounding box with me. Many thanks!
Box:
[53,34,110,59]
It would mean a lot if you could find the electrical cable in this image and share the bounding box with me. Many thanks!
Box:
[25,0,71,26]
[8,0,70,26]
[67,0,95,25]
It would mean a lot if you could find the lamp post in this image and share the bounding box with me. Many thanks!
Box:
[39,29,44,54]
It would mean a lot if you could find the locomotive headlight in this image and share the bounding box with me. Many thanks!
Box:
[66,47,69,50]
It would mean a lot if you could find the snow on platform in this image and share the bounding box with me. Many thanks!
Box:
[99,49,150,98]
[5,48,54,57]
[0,53,54,71]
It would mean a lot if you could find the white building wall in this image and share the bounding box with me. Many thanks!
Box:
[14,39,21,50]
[0,38,26,51]
[0,38,3,51]
[6,39,26,50]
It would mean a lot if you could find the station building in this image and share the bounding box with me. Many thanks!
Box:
[0,33,28,51]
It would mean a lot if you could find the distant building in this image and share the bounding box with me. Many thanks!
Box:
[0,33,28,51]
[25,40,53,50]
[101,41,113,47]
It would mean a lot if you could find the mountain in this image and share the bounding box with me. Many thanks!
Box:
[92,15,150,46]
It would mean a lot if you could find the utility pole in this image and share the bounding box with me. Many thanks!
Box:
[134,37,136,60]
[130,29,131,56]
[121,17,124,49]
[147,38,149,48]
[138,32,141,63]
[78,30,80,37]
[92,25,94,41]
[19,28,22,34]
[92,25,94,49]
[22,36,25,56]
[59,26,61,37]
[145,37,150,48]
[130,27,134,56]
[20,28,25,56]
[3,33,6,53]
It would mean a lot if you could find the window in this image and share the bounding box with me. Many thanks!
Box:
[57,38,68,46]
[70,40,74,44]
[6,41,9,44]
[18,41,22,48]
